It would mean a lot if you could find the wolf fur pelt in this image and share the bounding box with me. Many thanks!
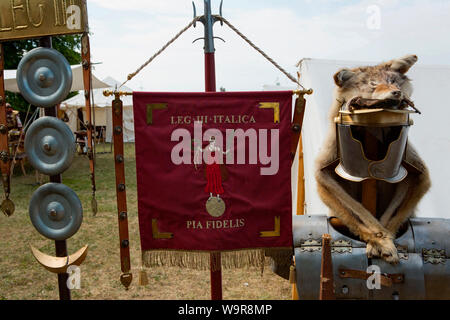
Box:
[316,55,431,264]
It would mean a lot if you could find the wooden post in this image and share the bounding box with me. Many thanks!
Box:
[205,51,223,301]
[0,43,11,208]
[81,33,96,211]
[40,36,71,301]
[112,94,132,289]
[319,234,335,300]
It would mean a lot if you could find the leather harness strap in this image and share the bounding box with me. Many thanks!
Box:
[81,34,97,209]
[339,268,404,287]
[291,93,307,161]
[112,94,132,289]
[0,44,11,203]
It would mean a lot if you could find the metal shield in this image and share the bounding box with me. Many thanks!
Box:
[25,117,76,176]
[29,183,83,241]
[17,47,73,108]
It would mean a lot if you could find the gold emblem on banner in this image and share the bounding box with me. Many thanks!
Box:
[259,102,280,123]
[260,216,281,237]
[206,197,226,218]
[146,103,168,125]
[152,219,173,239]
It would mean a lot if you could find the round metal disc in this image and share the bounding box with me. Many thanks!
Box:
[1,199,15,217]
[206,197,226,218]
[29,183,83,241]
[17,47,73,108]
[25,117,76,176]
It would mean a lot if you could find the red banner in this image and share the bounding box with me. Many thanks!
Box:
[133,91,293,258]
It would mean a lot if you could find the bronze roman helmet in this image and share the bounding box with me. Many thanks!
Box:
[334,99,418,183]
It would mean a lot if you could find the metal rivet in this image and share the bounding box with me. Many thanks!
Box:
[118,184,126,192]
[292,124,301,132]
[121,240,129,248]
[116,155,124,163]
[119,212,127,220]
[0,125,7,135]
[342,285,349,294]
[114,126,123,135]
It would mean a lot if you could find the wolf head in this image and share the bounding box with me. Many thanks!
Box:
[333,55,418,103]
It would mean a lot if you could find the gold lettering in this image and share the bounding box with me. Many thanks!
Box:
[54,0,68,26]
[53,0,60,25]
[26,0,44,27]
[62,0,67,25]
[0,8,13,32]
[11,0,28,30]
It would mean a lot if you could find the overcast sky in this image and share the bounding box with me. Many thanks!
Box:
[87,0,450,92]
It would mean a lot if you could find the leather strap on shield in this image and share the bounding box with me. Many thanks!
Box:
[112,94,132,289]
[0,44,12,210]
[339,268,404,287]
[81,33,97,215]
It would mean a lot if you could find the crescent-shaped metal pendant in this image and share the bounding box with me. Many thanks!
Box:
[29,183,83,241]
[25,117,76,176]
[17,47,73,108]
[30,245,89,274]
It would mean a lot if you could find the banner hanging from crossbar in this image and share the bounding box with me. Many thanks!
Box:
[133,91,293,270]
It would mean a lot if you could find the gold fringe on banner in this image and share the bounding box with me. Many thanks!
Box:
[142,248,292,273]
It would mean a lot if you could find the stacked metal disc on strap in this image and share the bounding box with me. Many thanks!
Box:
[18,47,83,241]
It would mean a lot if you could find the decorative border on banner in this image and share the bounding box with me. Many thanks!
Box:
[142,247,292,272]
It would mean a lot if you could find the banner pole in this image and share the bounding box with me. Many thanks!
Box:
[200,0,223,301]
[205,52,222,301]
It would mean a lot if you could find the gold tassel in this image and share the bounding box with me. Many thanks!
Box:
[139,258,149,286]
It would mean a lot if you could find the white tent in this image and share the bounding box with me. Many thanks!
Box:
[295,58,450,219]
[60,76,135,143]
[4,65,109,93]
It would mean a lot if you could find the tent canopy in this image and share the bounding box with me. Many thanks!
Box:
[297,58,450,219]
[61,76,132,108]
[4,65,109,93]
[60,76,134,143]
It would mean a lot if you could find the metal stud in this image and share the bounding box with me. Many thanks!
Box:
[114,126,123,135]
[119,212,128,220]
[116,155,124,163]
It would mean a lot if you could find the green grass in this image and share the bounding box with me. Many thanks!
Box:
[0,144,291,300]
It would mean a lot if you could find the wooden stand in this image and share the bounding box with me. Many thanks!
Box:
[40,36,71,301]
[319,234,335,300]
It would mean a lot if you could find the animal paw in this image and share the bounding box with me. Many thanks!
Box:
[366,237,399,265]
